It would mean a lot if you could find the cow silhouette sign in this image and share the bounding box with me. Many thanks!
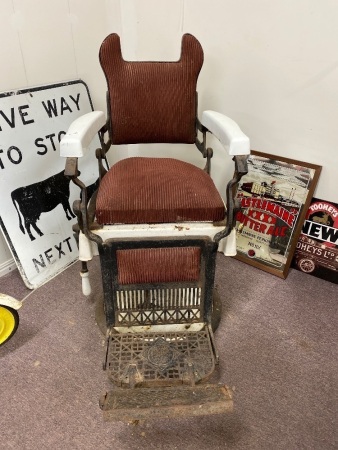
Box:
[11,171,75,241]
[0,80,100,289]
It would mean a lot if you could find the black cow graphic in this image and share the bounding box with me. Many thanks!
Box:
[11,171,76,241]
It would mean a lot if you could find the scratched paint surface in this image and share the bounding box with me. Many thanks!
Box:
[0,80,100,289]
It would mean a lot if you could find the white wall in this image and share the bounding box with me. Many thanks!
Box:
[1,0,337,273]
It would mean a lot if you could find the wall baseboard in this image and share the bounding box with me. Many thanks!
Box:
[0,258,17,278]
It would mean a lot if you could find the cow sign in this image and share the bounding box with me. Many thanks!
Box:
[0,80,100,289]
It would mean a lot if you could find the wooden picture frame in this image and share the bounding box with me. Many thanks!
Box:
[234,150,322,278]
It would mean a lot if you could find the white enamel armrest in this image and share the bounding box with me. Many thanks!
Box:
[60,111,106,158]
[201,110,250,156]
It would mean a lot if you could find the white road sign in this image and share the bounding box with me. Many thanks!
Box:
[0,80,100,288]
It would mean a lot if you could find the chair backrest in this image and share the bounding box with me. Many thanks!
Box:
[99,33,204,145]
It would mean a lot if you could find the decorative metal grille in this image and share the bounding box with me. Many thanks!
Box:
[116,287,202,326]
[106,328,215,387]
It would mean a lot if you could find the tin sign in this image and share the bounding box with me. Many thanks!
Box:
[0,80,100,288]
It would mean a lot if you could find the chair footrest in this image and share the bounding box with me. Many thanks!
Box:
[99,384,233,421]
[105,328,216,386]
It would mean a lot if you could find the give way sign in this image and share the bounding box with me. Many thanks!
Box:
[0,80,100,289]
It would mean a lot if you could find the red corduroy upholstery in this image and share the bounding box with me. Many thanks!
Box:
[99,33,203,144]
[117,247,201,285]
[96,157,225,225]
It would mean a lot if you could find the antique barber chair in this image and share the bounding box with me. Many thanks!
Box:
[60,33,249,421]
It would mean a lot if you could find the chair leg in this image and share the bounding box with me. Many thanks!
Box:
[80,261,92,296]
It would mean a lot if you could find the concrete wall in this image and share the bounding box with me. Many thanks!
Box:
[1,0,337,275]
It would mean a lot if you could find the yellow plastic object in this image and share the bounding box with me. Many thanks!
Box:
[0,305,19,345]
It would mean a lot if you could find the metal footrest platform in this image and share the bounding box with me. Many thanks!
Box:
[104,326,216,387]
[99,384,233,421]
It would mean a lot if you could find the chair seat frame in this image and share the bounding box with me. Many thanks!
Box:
[65,126,248,331]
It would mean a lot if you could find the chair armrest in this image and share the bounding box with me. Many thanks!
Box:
[201,110,250,156]
[60,111,106,158]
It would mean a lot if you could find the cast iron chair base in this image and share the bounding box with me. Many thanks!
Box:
[95,290,228,421]
[95,289,222,335]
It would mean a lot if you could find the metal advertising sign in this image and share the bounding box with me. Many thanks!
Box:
[292,197,338,284]
[234,151,321,278]
[0,80,100,288]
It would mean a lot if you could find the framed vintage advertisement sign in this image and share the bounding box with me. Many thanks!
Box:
[292,197,338,284]
[234,150,321,278]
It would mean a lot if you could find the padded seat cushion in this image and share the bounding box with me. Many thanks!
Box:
[96,157,225,224]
